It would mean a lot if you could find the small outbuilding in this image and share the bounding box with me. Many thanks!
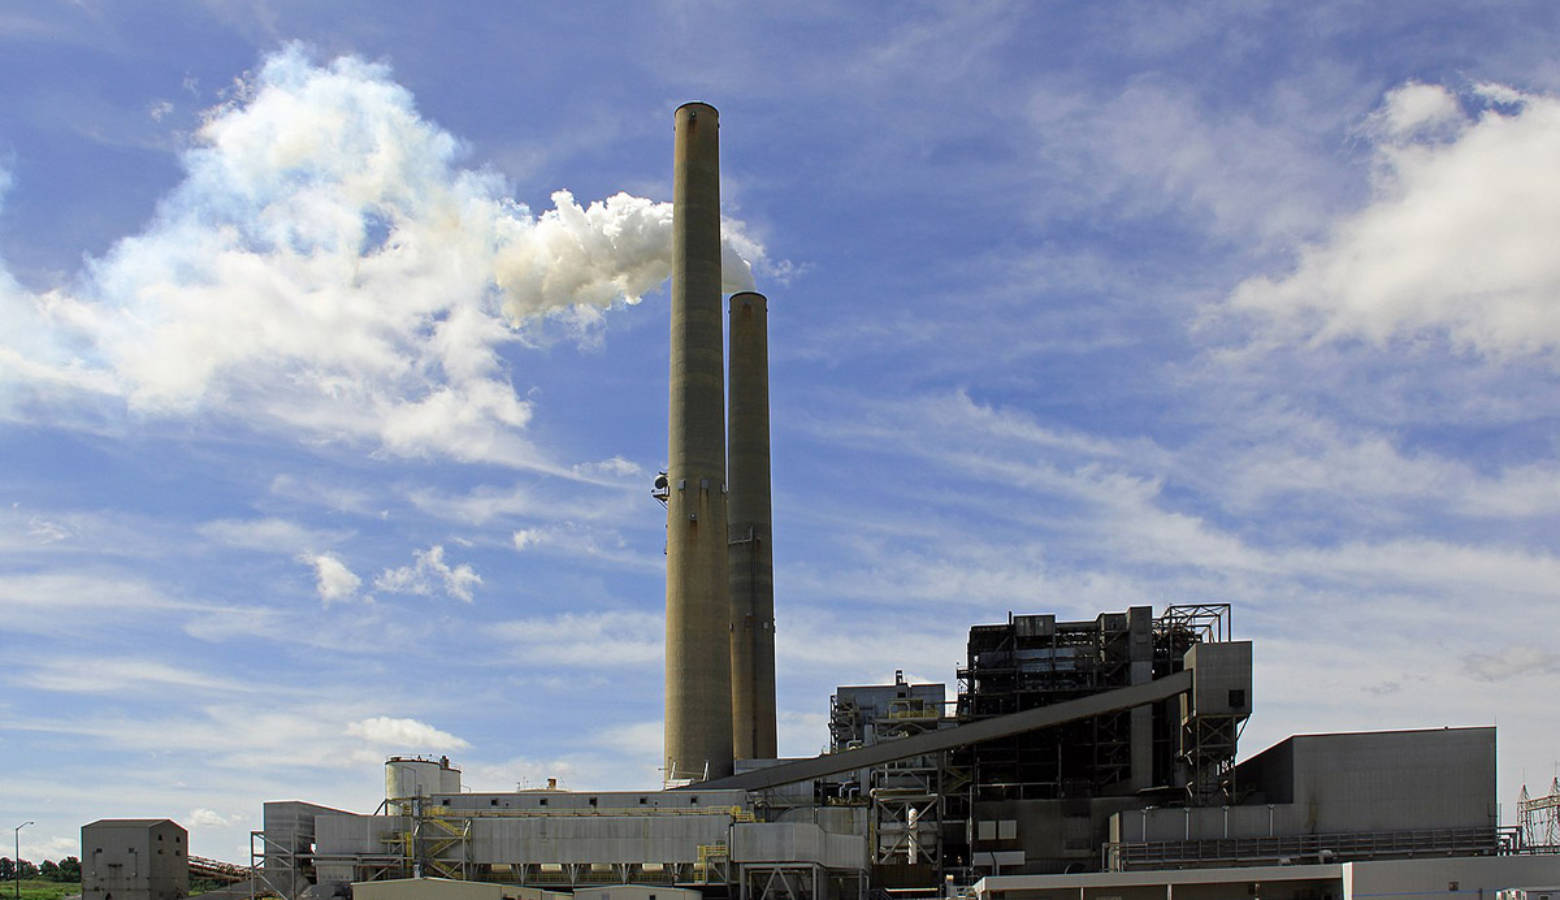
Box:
[81,818,189,900]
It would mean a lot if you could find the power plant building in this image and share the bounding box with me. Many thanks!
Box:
[228,103,1560,898]
[248,606,1546,898]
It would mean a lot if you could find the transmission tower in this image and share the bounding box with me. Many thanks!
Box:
[1519,778,1560,848]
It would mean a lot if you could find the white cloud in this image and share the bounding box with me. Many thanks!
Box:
[1205,418,1560,520]
[777,606,967,687]
[0,572,192,635]
[268,473,386,518]
[16,657,258,695]
[405,477,636,527]
[188,808,243,830]
[1231,81,1560,358]
[508,523,660,571]
[1369,81,1463,139]
[0,44,768,468]
[11,698,471,810]
[346,715,469,750]
[1464,645,1560,682]
[572,455,643,479]
[777,710,831,759]
[200,516,346,553]
[795,389,1560,619]
[490,610,662,666]
[1024,75,1342,246]
[593,720,662,757]
[375,544,480,602]
[302,552,362,604]
[26,515,71,542]
[461,755,584,792]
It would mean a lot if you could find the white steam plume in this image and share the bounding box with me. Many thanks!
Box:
[0,44,768,467]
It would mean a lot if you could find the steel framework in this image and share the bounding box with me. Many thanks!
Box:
[1520,779,1560,849]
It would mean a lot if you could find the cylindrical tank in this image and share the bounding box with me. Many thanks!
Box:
[385,756,460,814]
[728,290,778,761]
[664,100,735,782]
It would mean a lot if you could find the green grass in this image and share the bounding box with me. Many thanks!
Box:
[5,879,79,900]
[2,876,254,899]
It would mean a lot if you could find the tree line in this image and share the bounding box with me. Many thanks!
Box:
[1,856,82,882]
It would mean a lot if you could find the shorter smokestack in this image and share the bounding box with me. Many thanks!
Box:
[728,290,777,760]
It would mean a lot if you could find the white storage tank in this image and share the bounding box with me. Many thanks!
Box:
[386,756,461,814]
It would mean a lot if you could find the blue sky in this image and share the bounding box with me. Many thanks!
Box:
[4,0,1560,864]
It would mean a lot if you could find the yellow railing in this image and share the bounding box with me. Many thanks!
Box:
[420,804,755,820]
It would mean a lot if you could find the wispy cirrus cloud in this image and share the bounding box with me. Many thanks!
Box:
[12,656,260,695]
[511,523,661,572]
[199,516,349,553]
[490,610,662,666]
[1465,646,1560,683]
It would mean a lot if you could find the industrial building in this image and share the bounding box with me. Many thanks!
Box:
[109,100,1551,897]
[246,605,1552,898]
[81,818,189,900]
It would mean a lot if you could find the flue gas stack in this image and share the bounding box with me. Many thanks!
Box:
[664,101,735,782]
[728,291,778,760]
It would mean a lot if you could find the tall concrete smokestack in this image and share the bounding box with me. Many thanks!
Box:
[728,291,777,760]
[664,101,734,782]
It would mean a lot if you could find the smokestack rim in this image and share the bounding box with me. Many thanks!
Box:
[675,100,720,116]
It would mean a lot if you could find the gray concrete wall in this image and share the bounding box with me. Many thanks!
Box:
[1348,855,1560,896]
[1118,803,1281,843]
[1237,735,1296,803]
[776,805,867,838]
[1183,641,1253,719]
[731,823,865,870]
[469,815,731,865]
[313,813,404,887]
[973,797,1143,873]
[1291,727,1495,834]
[315,813,402,856]
[1126,727,1497,843]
